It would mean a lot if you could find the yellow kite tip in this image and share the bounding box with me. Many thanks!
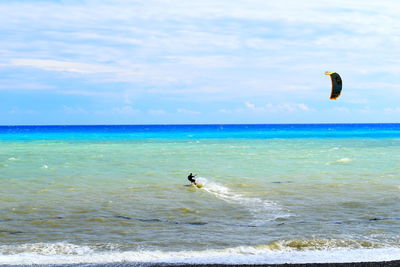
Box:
[325,72,334,75]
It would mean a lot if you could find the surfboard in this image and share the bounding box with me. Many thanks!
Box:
[185,184,203,188]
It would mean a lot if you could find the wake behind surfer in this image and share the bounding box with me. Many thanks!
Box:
[187,173,197,185]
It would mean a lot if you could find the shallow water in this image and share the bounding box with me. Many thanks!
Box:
[1,124,400,265]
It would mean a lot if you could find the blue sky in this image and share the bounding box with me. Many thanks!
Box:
[1,0,400,125]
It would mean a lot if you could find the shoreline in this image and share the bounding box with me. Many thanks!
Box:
[5,261,399,267]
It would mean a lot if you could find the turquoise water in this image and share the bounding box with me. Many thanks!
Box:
[1,124,400,265]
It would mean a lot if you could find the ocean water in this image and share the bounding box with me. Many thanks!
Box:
[1,124,400,265]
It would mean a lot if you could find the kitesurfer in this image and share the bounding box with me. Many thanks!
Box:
[187,173,197,185]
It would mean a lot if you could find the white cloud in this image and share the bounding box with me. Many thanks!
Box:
[333,107,350,113]
[3,0,400,89]
[245,102,256,110]
[10,59,137,75]
[8,58,181,85]
[164,56,240,68]
[218,109,233,114]
[63,105,88,114]
[0,82,53,91]
[297,103,310,111]
[8,107,37,115]
[177,108,201,115]
[244,101,311,113]
[58,90,116,98]
[148,109,167,115]
[384,107,400,112]
[112,105,139,115]
[357,106,373,113]
[1,0,400,123]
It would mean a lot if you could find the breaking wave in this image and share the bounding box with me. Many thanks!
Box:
[1,241,400,265]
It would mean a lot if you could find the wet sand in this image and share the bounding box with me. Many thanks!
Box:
[178,262,397,267]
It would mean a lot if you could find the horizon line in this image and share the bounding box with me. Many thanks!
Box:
[1,122,400,127]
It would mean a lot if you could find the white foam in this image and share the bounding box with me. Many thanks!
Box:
[327,158,352,165]
[8,157,17,161]
[1,243,400,265]
[337,158,351,163]
[196,177,290,224]
[0,242,93,256]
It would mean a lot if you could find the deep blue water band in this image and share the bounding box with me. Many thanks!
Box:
[1,124,400,140]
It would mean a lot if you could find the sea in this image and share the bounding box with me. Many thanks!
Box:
[1,124,400,266]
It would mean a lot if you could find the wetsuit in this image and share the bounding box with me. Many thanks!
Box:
[187,173,196,185]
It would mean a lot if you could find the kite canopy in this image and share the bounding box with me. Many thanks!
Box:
[325,72,342,100]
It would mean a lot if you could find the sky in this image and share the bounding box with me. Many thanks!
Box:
[1,0,400,125]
